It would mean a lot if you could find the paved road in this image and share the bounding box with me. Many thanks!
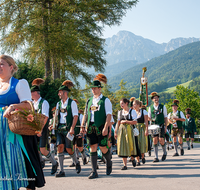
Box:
[22,143,200,190]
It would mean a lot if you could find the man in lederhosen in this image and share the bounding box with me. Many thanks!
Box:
[31,78,58,175]
[69,99,87,167]
[168,99,185,156]
[148,92,168,162]
[81,74,112,179]
[183,108,196,150]
[51,80,81,177]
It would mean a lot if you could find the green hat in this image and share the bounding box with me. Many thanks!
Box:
[185,108,191,114]
[31,85,40,92]
[58,80,74,92]
[89,80,103,88]
[171,99,179,107]
[31,78,44,92]
[150,92,160,99]
[58,85,71,92]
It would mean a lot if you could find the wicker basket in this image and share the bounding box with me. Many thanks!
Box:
[7,101,48,136]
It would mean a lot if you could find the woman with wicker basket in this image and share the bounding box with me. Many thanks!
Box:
[1,55,45,190]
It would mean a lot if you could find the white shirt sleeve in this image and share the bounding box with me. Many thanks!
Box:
[180,111,186,119]
[168,113,172,119]
[131,109,137,120]
[148,106,151,118]
[15,79,32,102]
[79,114,83,124]
[111,115,114,123]
[71,101,78,117]
[117,110,121,121]
[105,98,112,115]
[163,105,168,118]
[143,110,148,116]
[42,100,49,118]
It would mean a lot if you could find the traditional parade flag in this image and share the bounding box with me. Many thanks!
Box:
[139,67,148,106]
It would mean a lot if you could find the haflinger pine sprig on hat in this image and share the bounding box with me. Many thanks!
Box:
[171,99,179,107]
[89,73,107,88]
[58,80,74,92]
[31,78,45,92]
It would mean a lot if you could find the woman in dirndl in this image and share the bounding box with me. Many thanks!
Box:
[1,55,45,190]
[0,55,29,189]
[115,98,140,170]
[133,100,148,165]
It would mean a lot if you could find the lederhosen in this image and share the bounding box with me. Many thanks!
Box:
[73,113,83,147]
[56,98,73,149]
[150,104,165,138]
[171,111,184,137]
[86,96,108,147]
[36,98,49,148]
[184,117,196,138]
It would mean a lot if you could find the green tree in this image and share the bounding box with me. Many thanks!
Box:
[114,79,130,112]
[165,85,200,133]
[0,0,138,82]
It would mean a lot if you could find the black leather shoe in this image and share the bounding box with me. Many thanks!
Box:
[88,172,98,179]
[51,161,58,175]
[153,158,159,162]
[132,159,136,167]
[136,162,141,166]
[55,171,65,177]
[83,157,87,165]
[191,144,193,148]
[148,151,151,156]
[188,147,190,150]
[142,158,146,164]
[180,149,184,155]
[173,153,179,157]
[121,166,127,170]
[106,161,112,175]
[69,162,75,167]
[76,162,81,174]
[162,154,167,161]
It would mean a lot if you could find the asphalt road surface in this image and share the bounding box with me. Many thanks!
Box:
[22,143,200,190]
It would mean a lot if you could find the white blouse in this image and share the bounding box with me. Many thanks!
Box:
[0,77,32,102]
[117,109,137,121]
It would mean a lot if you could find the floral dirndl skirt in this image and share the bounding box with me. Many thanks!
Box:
[117,124,137,157]
[136,123,148,154]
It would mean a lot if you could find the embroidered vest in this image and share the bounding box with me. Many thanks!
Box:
[171,111,182,129]
[150,104,164,125]
[87,96,106,128]
[58,98,73,129]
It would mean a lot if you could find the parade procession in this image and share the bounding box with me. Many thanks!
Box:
[0,54,199,190]
[1,0,200,189]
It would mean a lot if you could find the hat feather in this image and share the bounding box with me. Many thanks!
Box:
[32,78,44,86]
[94,74,107,84]
[79,109,84,114]
[62,80,74,88]
[173,99,179,104]
[150,92,158,96]
[73,99,79,104]
[130,97,135,102]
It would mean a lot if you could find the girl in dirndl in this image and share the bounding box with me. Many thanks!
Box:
[133,100,148,165]
[115,98,140,170]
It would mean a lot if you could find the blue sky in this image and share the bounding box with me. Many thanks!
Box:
[102,0,200,43]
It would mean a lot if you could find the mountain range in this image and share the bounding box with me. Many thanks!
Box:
[108,40,200,92]
[105,31,200,66]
